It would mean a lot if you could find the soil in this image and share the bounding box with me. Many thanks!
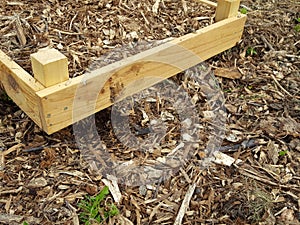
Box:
[0,0,299,225]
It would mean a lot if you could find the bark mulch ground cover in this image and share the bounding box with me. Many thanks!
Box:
[0,0,299,224]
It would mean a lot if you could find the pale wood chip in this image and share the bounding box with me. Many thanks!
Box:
[152,0,161,14]
[0,214,23,223]
[0,186,22,195]
[102,175,122,203]
[3,143,24,156]
[182,0,188,13]
[13,16,26,46]
[65,200,80,225]
[213,151,242,166]
[6,2,24,6]
[174,183,196,225]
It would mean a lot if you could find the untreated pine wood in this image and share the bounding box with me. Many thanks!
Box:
[30,48,69,87]
[0,50,44,127]
[36,15,246,134]
[215,0,241,21]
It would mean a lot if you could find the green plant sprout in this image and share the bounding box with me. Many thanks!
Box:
[78,186,119,225]
[240,8,248,14]
[295,18,300,32]
[279,150,288,156]
[246,47,257,56]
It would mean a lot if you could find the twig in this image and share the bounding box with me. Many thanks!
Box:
[52,28,82,35]
[65,200,80,225]
[140,11,149,25]
[69,13,78,31]
[174,183,196,225]
[236,165,300,192]
[0,143,24,170]
[240,4,252,11]
[197,0,217,7]
[13,15,27,46]
[261,35,274,50]
[180,168,192,184]
[270,74,293,97]
[3,143,24,156]
[0,186,23,195]
[182,0,188,14]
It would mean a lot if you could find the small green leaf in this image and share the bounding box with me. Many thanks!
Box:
[240,8,248,14]
[294,24,300,32]
[279,150,288,156]
[246,47,257,56]
[23,222,29,225]
[78,186,119,225]
[296,18,300,22]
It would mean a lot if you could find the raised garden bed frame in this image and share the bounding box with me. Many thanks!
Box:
[0,0,246,134]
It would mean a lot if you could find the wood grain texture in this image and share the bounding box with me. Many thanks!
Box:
[215,0,241,22]
[36,15,246,134]
[30,48,69,87]
[0,49,44,127]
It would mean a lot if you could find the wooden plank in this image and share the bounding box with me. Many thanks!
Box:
[215,0,241,22]
[37,15,246,134]
[196,0,217,8]
[0,49,44,127]
[31,48,69,87]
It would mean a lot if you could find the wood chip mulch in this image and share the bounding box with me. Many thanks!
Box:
[0,0,214,77]
[0,0,299,225]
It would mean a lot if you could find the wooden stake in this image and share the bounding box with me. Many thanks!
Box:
[215,0,241,22]
[30,48,69,87]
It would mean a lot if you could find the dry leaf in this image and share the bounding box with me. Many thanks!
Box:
[13,16,26,46]
[214,67,242,79]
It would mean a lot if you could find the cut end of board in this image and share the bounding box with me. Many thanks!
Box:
[30,48,69,87]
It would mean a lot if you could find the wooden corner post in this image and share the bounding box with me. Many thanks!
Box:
[215,0,241,22]
[30,48,69,87]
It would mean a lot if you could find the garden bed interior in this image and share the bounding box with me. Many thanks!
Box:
[0,0,246,134]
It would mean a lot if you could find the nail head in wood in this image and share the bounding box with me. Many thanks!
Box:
[30,48,69,87]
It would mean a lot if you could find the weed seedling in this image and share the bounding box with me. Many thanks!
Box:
[240,8,248,14]
[246,47,257,56]
[279,150,288,156]
[78,186,119,225]
[294,18,300,32]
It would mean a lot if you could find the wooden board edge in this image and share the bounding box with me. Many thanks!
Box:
[0,49,45,91]
[37,14,247,98]
[36,14,246,134]
[0,49,46,128]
